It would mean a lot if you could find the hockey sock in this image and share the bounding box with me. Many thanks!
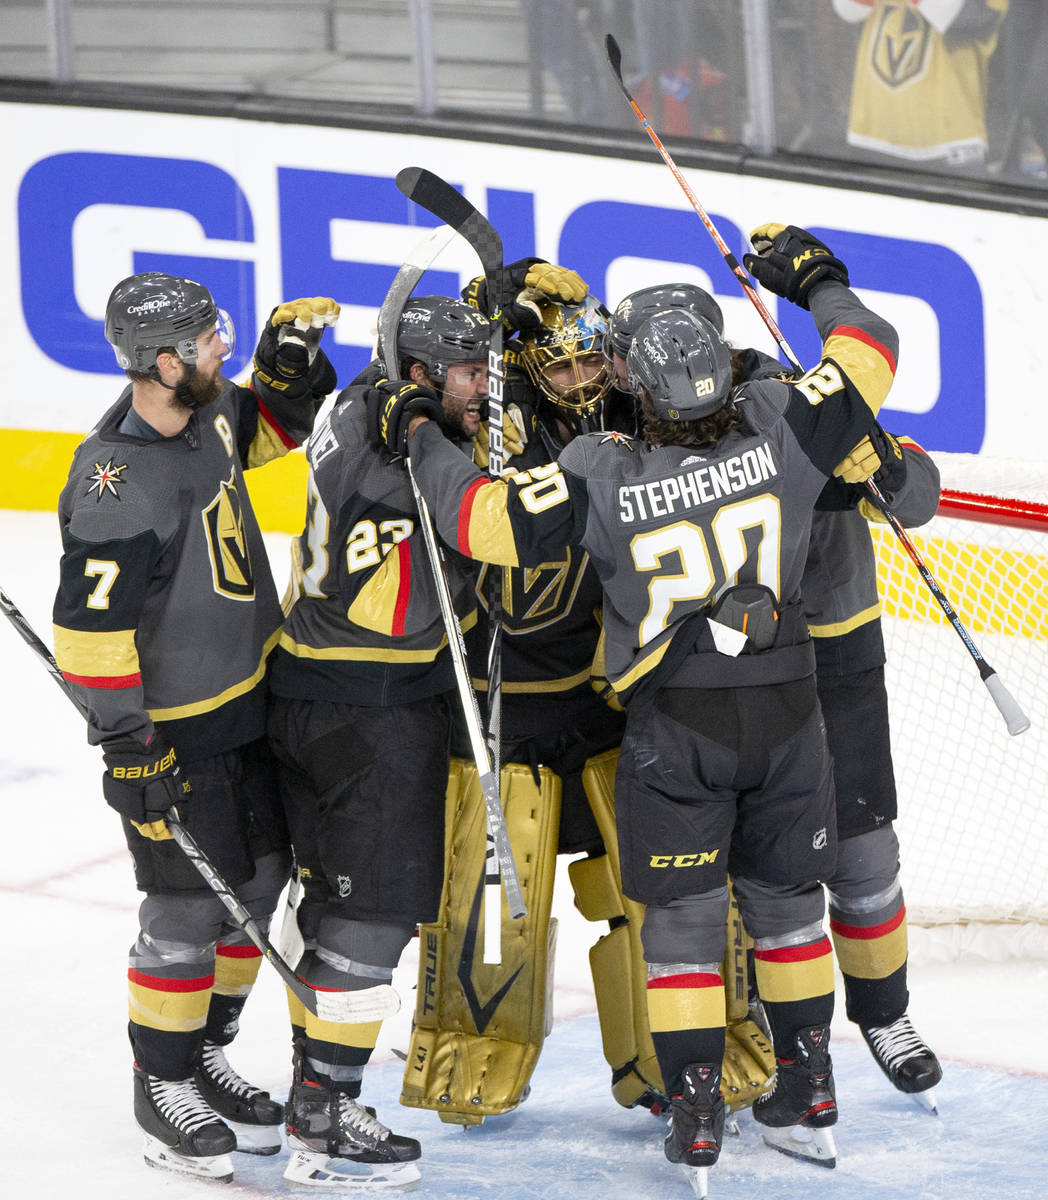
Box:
[646,964,726,1095]
[204,940,264,1045]
[829,894,909,1027]
[752,933,835,1060]
[128,964,212,1079]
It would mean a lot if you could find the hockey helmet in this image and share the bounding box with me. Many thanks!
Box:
[393,296,490,384]
[606,283,724,365]
[104,272,233,374]
[626,309,732,421]
[518,294,613,423]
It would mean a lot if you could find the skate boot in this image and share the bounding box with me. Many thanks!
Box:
[861,1013,942,1112]
[753,1025,837,1169]
[664,1063,724,1198]
[133,1063,236,1181]
[284,1058,421,1190]
[195,1040,284,1155]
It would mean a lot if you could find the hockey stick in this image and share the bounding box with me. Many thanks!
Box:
[0,585,398,1021]
[395,167,516,959]
[604,34,1030,736]
[375,221,526,942]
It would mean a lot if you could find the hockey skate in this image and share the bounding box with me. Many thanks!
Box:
[284,1059,421,1191]
[664,1063,725,1198]
[195,1040,284,1154]
[133,1063,236,1182]
[861,1013,942,1113]
[752,1025,837,1169]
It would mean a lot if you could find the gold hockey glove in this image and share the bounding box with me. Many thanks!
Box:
[473,403,528,469]
[744,223,849,309]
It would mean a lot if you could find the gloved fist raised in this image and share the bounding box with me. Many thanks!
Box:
[254,297,340,398]
[834,425,905,488]
[473,403,529,469]
[465,258,588,334]
[365,378,444,456]
[102,732,187,839]
[743,224,848,309]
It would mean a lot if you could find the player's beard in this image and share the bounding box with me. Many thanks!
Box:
[170,365,222,413]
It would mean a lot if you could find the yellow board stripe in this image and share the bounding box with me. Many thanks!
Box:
[52,624,140,679]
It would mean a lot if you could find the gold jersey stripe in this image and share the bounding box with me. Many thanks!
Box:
[808,601,882,639]
[347,540,411,636]
[52,623,139,679]
[146,629,279,721]
[823,329,897,415]
[611,638,672,694]
[470,665,593,694]
[462,479,520,566]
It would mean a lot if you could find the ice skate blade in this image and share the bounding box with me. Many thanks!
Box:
[681,1163,709,1197]
[142,1133,234,1182]
[227,1117,282,1155]
[760,1124,837,1169]
[911,1086,939,1116]
[284,1148,421,1191]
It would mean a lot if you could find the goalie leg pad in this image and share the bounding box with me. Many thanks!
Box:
[400,759,561,1122]
[579,749,666,1109]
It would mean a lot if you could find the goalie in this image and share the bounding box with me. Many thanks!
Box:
[398,261,774,1128]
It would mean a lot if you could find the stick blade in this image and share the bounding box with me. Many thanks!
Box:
[395,166,503,277]
[605,33,622,78]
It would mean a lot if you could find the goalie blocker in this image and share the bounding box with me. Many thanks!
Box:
[400,749,774,1123]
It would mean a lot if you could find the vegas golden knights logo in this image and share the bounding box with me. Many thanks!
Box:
[478,548,590,633]
[202,473,255,599]
[869,3,932,90]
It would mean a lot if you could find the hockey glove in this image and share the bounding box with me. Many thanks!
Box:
[102,733,187,839]
[253,297,340,400]
[364,378,444,456]
[743,224,849,309]
[472,403,529,469]
[464,258,588,334]
[834,425,906,488]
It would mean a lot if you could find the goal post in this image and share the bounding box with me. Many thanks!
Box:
[872,453,1048,961]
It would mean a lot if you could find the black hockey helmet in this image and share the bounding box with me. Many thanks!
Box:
[518,294,613,425]
[606,283,724,363]
[626,309,732,421]
[393,296,490,384]
[104,272,230,375]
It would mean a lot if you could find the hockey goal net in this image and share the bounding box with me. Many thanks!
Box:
[873,453,1048,961]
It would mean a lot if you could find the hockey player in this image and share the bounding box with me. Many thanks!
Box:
[52,274,339,1181]
[608,281,945,1109]
[266,295,491,1191]
[375,223,900,1190]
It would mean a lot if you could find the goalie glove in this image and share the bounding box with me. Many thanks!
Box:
[472,403,530,469]
[465,258,588,335]
[253,297,340,400]
[743,224,849,309]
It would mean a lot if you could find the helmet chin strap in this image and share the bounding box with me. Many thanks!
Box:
[154,359,202,409]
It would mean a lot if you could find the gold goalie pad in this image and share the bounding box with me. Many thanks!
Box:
[580,749,775,1113]
[400,758,561,1125]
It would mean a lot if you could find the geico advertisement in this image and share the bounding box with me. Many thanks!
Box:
[2,100,1045,518]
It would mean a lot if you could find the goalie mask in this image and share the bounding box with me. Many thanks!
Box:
[519,294,614,432]
[626,309,732,421]
[393,296,490,386]
[606,282,724,367]
[105,272,234,376]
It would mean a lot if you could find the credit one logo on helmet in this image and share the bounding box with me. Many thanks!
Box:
[16,151,985,452]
